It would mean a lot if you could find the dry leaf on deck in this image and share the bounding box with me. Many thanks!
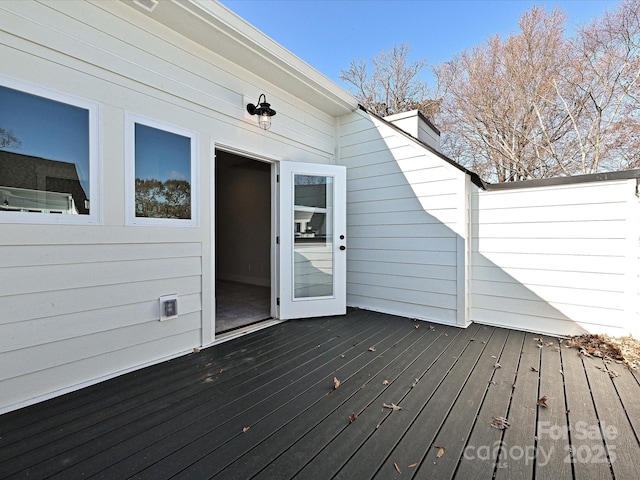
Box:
[491,416,510,429]
[394,462,402,474]
[382,379,389,385]
[333,377,341,390]
[408,462,418,468]
[193,347,201,353]
[383,403,402,411]
[530,366,539,372]
[415,325,420,329]
[436,446,446,458]
[429,325,436,331]
[369,346,377,352]
[537,396,549,408]
[348,413,357,423]
[242,426,250,433]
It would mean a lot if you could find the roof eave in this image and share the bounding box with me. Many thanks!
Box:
[122,0,358,117]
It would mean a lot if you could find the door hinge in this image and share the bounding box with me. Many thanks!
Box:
[276,174,280,183]
[276,236,280,244]
[277,297,280,306]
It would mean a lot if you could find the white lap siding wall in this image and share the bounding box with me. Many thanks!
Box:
[470,178,640,338]
[0,0,345,413]
[338,110,471,327]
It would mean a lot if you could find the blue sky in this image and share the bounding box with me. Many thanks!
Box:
[220,0,618,86]
[135,123,191,183]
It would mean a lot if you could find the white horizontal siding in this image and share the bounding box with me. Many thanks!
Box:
[0,0,345,413]
[470,180,640,337]
[0,242,203,411]
[339,111,469,326]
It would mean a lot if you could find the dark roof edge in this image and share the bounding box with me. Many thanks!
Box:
[358,105,486,189]
[415,110,441,136]
[483,169,640,190]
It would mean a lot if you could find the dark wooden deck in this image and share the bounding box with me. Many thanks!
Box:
[2,309,639,479]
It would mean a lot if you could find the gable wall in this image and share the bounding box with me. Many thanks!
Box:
[470,180,640,337]
[338,111,470,326]
[0,0,339,413]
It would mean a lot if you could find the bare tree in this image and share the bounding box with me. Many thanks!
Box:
[0,128,21,150]
[435,1,640,182]
[558,0,640,174]
[435,6,571,182]
[340,43,438,118]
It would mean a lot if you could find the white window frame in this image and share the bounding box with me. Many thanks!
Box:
[0,75,101,225]
[125,113,198,227]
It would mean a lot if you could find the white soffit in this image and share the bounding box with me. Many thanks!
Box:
[121,0,358,117]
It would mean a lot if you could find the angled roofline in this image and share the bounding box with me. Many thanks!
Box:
[359,105,487,189]
[362,106,640,191]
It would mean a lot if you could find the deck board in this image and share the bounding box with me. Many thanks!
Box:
[1,309,638,480]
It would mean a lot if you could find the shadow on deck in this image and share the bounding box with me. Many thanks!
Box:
[1,309,639,479]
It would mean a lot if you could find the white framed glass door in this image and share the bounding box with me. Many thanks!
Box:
[278,162,346,319]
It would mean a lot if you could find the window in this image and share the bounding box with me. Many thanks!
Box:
[0,77,99,223]
[126,114,198,226]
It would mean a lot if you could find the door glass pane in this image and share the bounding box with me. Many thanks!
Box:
[294,174,333,298]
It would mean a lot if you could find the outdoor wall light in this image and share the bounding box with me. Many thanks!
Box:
[247,94,276,130]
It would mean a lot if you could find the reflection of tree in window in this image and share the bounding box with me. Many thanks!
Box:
[134,123,191,220]
[135,178,190,219]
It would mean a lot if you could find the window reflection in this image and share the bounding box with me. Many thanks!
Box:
[0,86,90,215]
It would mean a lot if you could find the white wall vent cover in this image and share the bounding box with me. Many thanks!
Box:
[159,294,178,321]
[133,0,159,13]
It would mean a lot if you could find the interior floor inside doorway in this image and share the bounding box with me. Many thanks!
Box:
[215,280,271,334]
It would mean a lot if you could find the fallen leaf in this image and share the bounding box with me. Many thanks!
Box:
[494,362,502,369]
[369,346,377,352]
[491,416,510,429]
[436,446,446,458]
[383,403,402,411]
[537,396,549,408]
[429,325,436,331]
[219,368,224,374]
[193,347,201,353]
[533,337,541,341]
[408,463,418,468]
[545,342,554,347]
[242,426,250,433]
[348,413,357,423]
[530,366,539,372]
[333,377,341,389]
[382,379,389,385]
[394,462,402,474]
[537,344,544,349]
[415,324,420,329]
[340,354,345,358]
[488,380,496,385]
[411,378,419,388]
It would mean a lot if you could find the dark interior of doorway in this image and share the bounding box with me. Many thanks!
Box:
[215,150,272,334]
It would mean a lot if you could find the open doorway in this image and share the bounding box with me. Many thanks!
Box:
[215,150,272,334]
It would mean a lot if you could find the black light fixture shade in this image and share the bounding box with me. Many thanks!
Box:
[247,93,276,130]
